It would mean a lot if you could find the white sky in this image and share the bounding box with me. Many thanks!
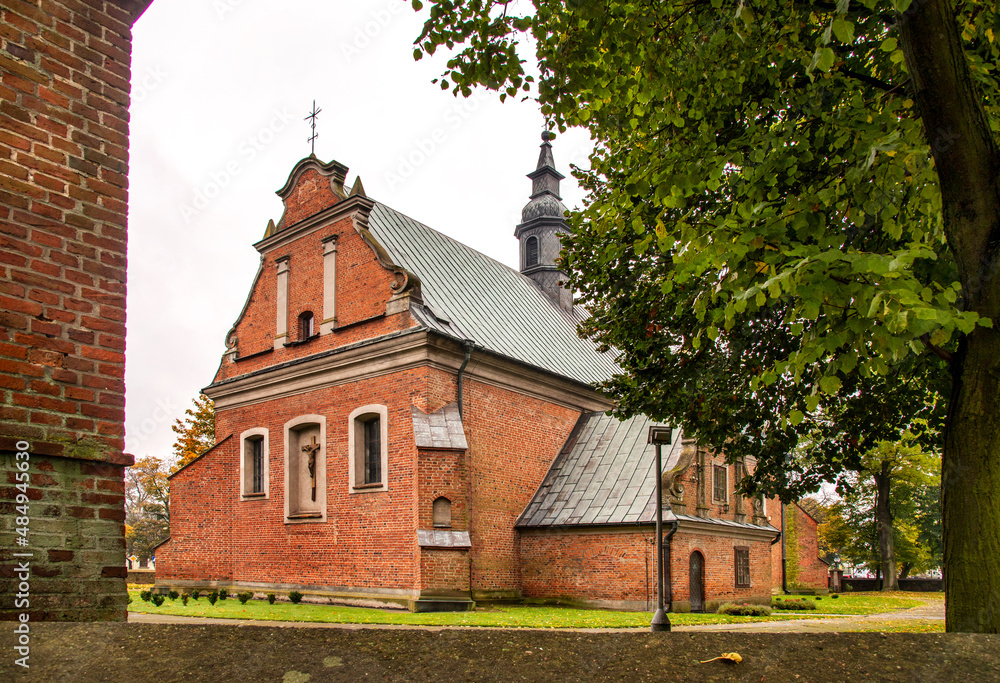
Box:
[124,0,594,460]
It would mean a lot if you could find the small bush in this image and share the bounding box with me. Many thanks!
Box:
[267,593,276,605]
[207,591,218,605]
[151,594,165,607]
[717,602,772,617]
[181,594,190,606]
[772,599,818,611]
[219,589,229,601]
[832,594,840,599]
[192,590,200,600]
[815,596,823,600]
[127,595,132,605]
[168,590,179,600]
[139,590,152,602]
[288,591,303,604]
[238,591,253,605]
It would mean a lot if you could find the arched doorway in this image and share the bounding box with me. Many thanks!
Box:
[689,551,705,612]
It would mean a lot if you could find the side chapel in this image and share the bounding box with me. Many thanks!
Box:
[156,134,781,612]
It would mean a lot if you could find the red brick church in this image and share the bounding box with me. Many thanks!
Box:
[155,135,781,612]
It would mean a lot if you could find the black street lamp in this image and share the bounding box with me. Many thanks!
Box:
[648,426,674,632]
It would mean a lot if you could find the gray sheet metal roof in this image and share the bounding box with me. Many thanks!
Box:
[411,403,468,450]
[367,202,619,386]
[517,412,682,528]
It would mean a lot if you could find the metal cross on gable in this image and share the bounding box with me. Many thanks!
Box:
[305,100,322,156]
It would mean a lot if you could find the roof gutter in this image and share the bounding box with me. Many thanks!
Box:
[456,340,475,418]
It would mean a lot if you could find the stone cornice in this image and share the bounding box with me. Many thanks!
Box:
[253,195,375,255]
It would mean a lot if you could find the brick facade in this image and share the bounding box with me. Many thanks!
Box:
[771,501,829,592]
[1,0,153,621]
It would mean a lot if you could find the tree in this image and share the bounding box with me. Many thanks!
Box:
[413,0,999,630]
[125,456,170,563]
[171,393,216,470]
[818,434,941,588]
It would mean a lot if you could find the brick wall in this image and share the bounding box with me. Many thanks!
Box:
[770,501,828,592]
[1,0,152,621]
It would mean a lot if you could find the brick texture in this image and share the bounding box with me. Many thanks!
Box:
[1,0,152,622]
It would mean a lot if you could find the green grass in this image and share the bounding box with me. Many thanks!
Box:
[128,590,811,629]
[773,591,940,615]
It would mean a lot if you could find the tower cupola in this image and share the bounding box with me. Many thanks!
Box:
[515,132,573,312]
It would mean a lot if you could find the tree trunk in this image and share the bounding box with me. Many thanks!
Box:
[875,461,898,591]
[901,0,1000,632]
[899,562,913,581]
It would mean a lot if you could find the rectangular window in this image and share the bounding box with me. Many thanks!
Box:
[713,464,727,502]
[735,547,751,587]
[251,437,264,493]
[364,417,381,484]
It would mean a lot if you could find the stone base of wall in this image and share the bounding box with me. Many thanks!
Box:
[671,594,772,613]
[0,454,128,621]
[154,578,417,610]
[127,569,155,584]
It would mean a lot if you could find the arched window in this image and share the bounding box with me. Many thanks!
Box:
[525,236,539,268]
[433,497,452,528]
[298,311,314,340]
[348,405,389,493]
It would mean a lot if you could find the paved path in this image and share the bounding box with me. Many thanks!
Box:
[129,598,944,633]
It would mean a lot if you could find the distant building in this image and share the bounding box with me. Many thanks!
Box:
[772,502,830,593]
[156,136,779,612]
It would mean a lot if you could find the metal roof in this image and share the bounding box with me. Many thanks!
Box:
[367,202,619,386]
[517,412,682,527]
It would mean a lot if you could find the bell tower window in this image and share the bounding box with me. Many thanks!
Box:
[525,236,539,268]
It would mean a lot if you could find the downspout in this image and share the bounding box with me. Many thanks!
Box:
[456,340,474,601]
[663,520,679,611]
[456,341,474,418]
[781,503,788,594]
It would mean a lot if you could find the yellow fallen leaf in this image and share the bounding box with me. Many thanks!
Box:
[700,652,743,664]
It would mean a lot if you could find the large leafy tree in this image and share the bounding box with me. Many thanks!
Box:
[170,393,216,470]
[414,0,999,630]
[125,456,170,563]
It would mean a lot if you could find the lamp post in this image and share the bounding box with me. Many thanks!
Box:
[648,426,673,632]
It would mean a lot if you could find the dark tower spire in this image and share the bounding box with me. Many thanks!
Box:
[515,131,573,312]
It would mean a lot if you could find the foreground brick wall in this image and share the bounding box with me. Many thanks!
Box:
[1,0,152,621]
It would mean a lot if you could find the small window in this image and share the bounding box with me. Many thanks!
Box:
[298,311,314,340]
[735,546,751,587]
[363,416,381,484]
[433,497,452,528]
[240,429,269,499]
[525,236,539,267]
[713,464,727,503]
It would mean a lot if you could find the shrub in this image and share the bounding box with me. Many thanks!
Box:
[717,602,772,617]
[207,591,218,605]
[832,594,840,599]
[169,590,179,601]
[772,599,818,611]
[182,594,190,606]
[815,596,823,600]
[238,591,253,605]
[151,594,165,607]
[267,593,276,605]
[288,591,303,604]
[219,589,229,601]
[192,590,200,600]
[127,595,132,605]
[139,590,152,602]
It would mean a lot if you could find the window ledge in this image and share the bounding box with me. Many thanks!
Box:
[286,512,323,519]
[242,492,266,499]
[352,482,384,491]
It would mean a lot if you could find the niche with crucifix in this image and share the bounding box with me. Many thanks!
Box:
[283,414,326,522]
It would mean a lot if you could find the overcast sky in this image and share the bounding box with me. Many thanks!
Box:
[124,0,594,460]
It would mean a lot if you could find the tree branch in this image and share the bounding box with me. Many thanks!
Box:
[920,333,954,364]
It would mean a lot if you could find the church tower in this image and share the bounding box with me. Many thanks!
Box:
[515,131,573,313]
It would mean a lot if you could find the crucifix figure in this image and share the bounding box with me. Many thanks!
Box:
[304,100,321,156]
[302,435,321,501]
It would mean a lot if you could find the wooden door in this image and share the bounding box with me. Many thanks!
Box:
[689,551,705,612]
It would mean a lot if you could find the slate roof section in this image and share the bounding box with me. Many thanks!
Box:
[366,202,619,386]
[411,403,468,450]
[516,412,682,528]
[417,530,472,548]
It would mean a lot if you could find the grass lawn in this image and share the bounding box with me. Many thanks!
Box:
[772,591,939,615]
[127,588,812,629]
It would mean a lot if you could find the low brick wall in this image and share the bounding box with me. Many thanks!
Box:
[0,455,129,621]
[842,577,943,592]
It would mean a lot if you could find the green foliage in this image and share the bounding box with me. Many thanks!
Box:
[238,592,253,605]
[717,602,772,616]
[139,590,152,603]
[785,507,800,584]
[192,590,200,600]
[171,394,216,471]
[218,589,228,601]
[832,594,840,598]
[125,456,171,563]
[151,594,165,607]
[773,599,818,611]
[182,594,189,606]
[288,591,303,604]
[168,590,179,601]
[207,591,218,606]
[267,593,276,605]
